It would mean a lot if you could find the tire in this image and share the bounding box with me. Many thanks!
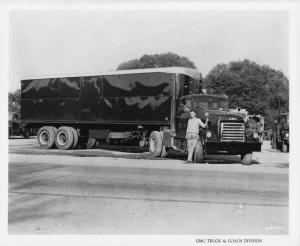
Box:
[193,140,204,163]
[55,126,74,150]
[37,126,56,149]
[86,138,97,149]
[241,153,252,165]
[70,127,79,149]
[282,141,288,153]
[149,131,163,157]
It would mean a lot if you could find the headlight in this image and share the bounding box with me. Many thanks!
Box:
[206,131,212,138]
[285,133,289,138]
[253,132,259,139]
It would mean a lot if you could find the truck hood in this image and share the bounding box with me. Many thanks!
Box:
[196,109,245,122]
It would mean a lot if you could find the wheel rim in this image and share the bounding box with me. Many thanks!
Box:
[39,130,50,144]
[57,131,68,146]
[149,137,156,152]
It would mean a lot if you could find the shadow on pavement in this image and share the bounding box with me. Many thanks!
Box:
[10,142,262,164]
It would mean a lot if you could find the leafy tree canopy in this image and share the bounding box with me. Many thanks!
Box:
[204,59,289,127]
[117,52,196,70]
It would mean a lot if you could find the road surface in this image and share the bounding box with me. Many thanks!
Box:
[8,138,288,234]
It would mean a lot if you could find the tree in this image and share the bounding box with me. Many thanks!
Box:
[117,52,196,70]
[8,89,21,113]
[204,59,289,127]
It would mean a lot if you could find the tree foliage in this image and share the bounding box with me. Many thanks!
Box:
[117,52,196,70]
[204,59,289,127]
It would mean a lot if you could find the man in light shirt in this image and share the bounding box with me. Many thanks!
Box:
[186,110,209,163]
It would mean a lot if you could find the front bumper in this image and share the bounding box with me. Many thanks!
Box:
[205,141,261,154]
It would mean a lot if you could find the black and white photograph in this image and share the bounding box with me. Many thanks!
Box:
[2,1,300,246]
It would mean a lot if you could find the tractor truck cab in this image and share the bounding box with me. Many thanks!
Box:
[153,93,262,165]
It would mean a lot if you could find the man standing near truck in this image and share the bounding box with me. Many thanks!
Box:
[186,110,209,163]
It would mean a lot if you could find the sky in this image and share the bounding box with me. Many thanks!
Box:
[9,10,289,92]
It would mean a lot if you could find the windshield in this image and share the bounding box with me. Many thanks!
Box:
[180,96,228,112]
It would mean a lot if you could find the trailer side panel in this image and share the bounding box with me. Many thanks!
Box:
[21,72,174,126]
[102,73,173,123]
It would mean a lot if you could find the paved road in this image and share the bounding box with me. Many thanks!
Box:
[8,138,288,234]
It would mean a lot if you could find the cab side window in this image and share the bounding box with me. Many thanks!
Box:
[179,99,191,113]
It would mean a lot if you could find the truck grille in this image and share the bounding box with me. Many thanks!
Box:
[220,122,245,142]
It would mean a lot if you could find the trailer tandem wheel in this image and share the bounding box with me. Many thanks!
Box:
[55,126,74,150]
[37,126,57,149]
[70,127,79,149]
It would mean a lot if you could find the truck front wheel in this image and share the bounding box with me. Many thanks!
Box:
[55,126,74,150]
[37,126,57,149]
[149,131,163,157]
[193,140,204,163]
[241,153,252,165]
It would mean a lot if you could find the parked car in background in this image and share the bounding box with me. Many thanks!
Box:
[9,111,37,138]
[9,112,21,138]
[271,113,289,152]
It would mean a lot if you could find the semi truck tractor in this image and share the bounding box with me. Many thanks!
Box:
[20,67,261,164]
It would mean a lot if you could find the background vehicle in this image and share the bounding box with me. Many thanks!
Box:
[9,111,36,138]
[9,112,21,138]
[271,113,289,152]
[21,67,261,164]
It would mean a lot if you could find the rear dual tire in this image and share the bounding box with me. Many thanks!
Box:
[37,126,79,150]
[55,126,74,150]
[37,126,57,149]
